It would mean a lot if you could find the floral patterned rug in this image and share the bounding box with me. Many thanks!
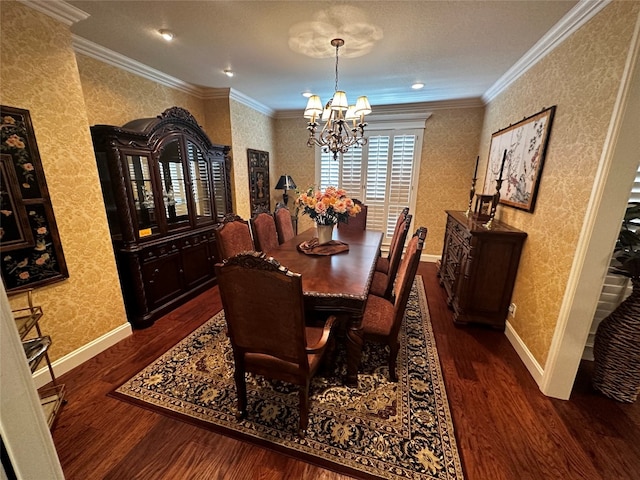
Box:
[112,277,464,479]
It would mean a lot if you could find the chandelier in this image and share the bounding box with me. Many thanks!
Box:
[304,38,372,161]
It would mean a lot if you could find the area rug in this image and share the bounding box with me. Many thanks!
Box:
[112,276,465,479]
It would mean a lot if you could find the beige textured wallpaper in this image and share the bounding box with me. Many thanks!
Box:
[229,99,276,219]
[1,2,127,361]
[416,107,485,255]
[77,55,205,127]
[478,1,640,366]
[274,117,317,232]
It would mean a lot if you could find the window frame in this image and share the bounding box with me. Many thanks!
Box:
[314,120,424,246]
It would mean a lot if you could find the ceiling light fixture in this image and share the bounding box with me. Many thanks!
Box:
[223,69,234,78]
[304,38,372,161]
[412,82,424,90]
[158,29,174,41]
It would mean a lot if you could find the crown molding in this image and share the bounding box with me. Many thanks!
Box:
[274,97,484,120]
[72,35,207,98]
[19,0,89,26]
[483,0,612,103]
[200,88,274,116]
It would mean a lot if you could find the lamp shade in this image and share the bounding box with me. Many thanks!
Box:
[331,91,349,111]
[275,175,297,191]
[304,95,323,119]
[354,96,372,116]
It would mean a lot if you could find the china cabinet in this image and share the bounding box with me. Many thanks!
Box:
[438,210,527,329]
[91,107,232,328]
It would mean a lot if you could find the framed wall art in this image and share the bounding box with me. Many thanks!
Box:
[483,106,556,213]
[0,105,68,291]
[247,148,270,216]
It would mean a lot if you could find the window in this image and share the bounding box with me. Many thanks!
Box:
[317,128,423,244]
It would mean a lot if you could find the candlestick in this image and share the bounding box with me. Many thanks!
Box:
[465,156,480,217]
[498,149,506,180]
[483,176,504,229]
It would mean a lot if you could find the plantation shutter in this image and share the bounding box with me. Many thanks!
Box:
[586,163,640,359]
[318,128,421,244]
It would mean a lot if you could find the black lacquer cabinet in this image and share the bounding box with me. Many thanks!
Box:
[91,107,232,328]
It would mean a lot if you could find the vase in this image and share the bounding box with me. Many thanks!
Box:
[316,223,335,245]
[592,278,640,403]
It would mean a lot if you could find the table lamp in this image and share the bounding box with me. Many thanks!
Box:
[275,175,297,205]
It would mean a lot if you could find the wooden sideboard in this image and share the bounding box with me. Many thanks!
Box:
[438,210,527,330]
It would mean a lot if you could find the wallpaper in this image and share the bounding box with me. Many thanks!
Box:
[416,107,485,255]
[77,55,205,127]
[478,0,640,366]
[274,117,317,232]
[1,1,127,361]
[229,99,276,219]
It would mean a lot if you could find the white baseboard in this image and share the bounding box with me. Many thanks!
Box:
[504,320,544,386]
[33,322,132,388]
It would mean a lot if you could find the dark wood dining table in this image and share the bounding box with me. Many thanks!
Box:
[263,226,383,386]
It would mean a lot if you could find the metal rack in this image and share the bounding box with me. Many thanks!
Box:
[10,288,66,428]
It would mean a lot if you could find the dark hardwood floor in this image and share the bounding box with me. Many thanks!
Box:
[50,262,640,479]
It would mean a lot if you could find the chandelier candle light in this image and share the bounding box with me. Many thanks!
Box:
[304,39,372,161]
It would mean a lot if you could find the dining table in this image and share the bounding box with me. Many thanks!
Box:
[263,225,383,386]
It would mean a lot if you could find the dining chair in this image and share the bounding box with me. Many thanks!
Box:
[215,251,336,436]
[250,212,279,253]
[362,226,427,381]
[214,213,254,259]
[274,203,296,244]
[376,207,410,274]
[370,213,412,300]
[337,199,367,231]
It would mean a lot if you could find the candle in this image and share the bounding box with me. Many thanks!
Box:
[498,150,507,180]
[473,156,479,179]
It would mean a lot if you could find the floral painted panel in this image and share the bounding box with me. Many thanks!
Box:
[483,106,556,213]
[1,105,68,290]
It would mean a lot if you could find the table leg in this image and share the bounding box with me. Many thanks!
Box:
[345,314,364,386]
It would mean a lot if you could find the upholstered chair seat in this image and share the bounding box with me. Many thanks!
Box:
[214,214,254,259]
[375,207,410,274]
[370,213,412,299]
[274,203,296,244]
[363,227,426,381]
[250,212,279,253]
[337,199,367,232]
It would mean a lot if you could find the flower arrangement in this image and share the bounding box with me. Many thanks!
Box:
[296,186,361,225]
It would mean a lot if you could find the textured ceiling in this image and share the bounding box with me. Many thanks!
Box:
[67,1,579,112]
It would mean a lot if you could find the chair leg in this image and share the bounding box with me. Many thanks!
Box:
[389,341,399,382]
[233,355,247,420]
[298,381,310,437]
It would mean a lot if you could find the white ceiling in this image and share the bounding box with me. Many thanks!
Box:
[65,1,579,113]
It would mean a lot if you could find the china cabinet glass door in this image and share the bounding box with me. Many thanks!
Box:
[126,154,159,237]
[211,159,228,220]
[159,139,190,229]
[187,140,214,224]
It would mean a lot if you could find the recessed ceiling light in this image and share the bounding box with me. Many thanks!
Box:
[412,82,425,90]
[302,92,313,98]
[158,29,174,41]
[223,69,234,78]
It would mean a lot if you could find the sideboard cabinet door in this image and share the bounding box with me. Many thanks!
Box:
[91,107,232,328]
[437,210,527,330]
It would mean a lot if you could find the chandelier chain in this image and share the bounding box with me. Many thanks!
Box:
[334,42,340,93]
